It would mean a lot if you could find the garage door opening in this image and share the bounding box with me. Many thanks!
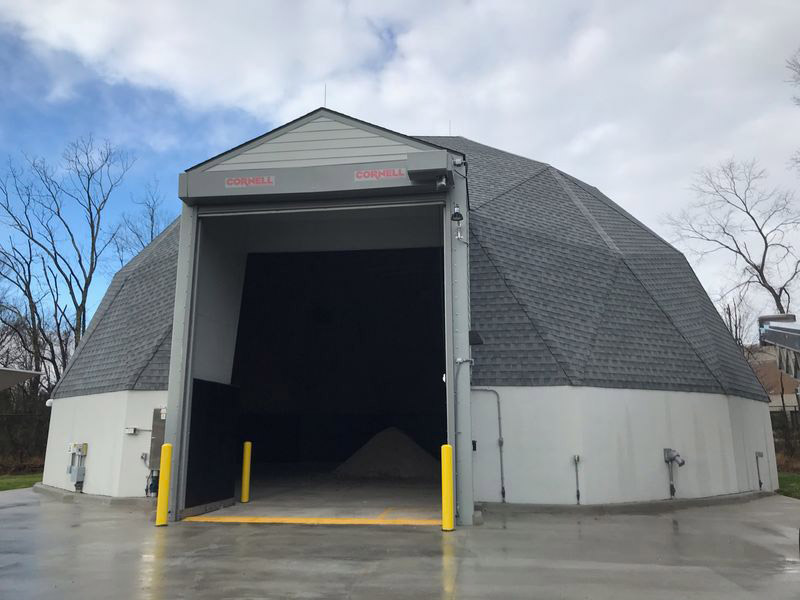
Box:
[211,246,446,522]
[175,204,453,524]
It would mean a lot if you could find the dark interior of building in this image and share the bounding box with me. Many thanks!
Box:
[231,247,447,478]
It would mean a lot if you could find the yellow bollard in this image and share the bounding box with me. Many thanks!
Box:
[441,444,455,531]
[155,443,172,526]
[241,441,252,503]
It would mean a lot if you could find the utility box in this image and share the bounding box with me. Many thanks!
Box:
[66,442,88,490]
[148,408,166,470]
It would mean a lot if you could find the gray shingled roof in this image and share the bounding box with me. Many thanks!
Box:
[53,136,767,402]
[52,222,179,398]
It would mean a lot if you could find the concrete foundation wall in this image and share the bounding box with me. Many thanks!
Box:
[43,390,168,497]
[470,386,778,505]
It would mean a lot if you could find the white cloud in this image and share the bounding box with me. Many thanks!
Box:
[1,0,799,299]
[566,122,621,156]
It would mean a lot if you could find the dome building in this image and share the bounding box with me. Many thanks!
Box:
[42,109,776,524]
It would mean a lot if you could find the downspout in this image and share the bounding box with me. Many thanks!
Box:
[472,387,506,503]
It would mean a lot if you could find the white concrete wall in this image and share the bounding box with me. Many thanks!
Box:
[470,386,778,505]
[43,390,168,497]
[119,391,170,496]
[45,383,776,503]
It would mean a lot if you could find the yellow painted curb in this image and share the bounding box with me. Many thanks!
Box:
[183,515,442,527]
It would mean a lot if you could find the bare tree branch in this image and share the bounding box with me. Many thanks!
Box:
[667,158,800,316]
[0,136,132,398]
[112,177,175,268]
[718,289,755,360]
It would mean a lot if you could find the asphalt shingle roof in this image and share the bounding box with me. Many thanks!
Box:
[52,136,767,402]
[52,222,179,398]
[423,136,765,401]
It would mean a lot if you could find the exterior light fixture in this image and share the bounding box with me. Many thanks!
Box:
[452,204,468,244]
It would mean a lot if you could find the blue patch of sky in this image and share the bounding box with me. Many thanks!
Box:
[0,27,273,316]
[360,22,399,72]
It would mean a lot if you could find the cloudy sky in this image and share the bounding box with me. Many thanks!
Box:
[0,0,798,311]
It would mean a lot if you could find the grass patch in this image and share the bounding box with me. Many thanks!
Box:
[0,472,42,492]
[778,472,800,499]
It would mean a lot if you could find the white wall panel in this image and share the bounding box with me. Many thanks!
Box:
[43,391,167,497]
[470,386,776,505]
[119,391,169,497]
[471,392,503,502]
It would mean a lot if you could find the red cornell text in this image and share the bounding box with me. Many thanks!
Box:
[225,175,275,188]
[354,168,406,181]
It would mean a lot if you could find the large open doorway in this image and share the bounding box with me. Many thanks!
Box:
[177,204,449,523]
[228,247,446,520]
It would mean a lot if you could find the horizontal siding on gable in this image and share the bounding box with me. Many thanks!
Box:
[208,154,411,171]
[271,128,385,143]
[218,144,421,165]
[291,120,354,133]
[209,117,424,171]
[242,137,415,154]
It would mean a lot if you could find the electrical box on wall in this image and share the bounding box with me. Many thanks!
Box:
[66,442,87,455]
[66,442,88,491]
[148,408,166,470]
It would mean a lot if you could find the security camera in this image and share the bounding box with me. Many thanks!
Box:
[436,175,448,191]
[664,448,686,467]
[45,398,53,408]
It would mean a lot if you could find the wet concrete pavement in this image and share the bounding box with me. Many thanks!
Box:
[1,487,799,599]
[211,474,440,520]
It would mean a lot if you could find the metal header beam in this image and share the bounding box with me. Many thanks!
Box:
[179,151,453,206]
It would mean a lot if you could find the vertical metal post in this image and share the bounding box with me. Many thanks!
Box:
[241,441,252,503]
[155,443,172,526]
[448,164,474,525]
[164,204,200,521]
[442,204,456,465]
[441,444,455,531]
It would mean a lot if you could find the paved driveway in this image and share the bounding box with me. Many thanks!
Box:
[1,487,798,599]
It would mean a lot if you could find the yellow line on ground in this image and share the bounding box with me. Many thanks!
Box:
[183,515,442,526]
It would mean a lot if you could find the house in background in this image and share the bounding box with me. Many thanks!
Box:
[754,323,800,429]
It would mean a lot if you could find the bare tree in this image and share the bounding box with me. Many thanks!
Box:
[0,136,132,354]
[719,289,755,359]
[0,136,131,471]
[112,177,174,267]
[668,159,800,314]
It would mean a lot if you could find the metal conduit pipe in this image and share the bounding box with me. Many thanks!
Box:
[572,454,581,505]
[755,451,764,490]
[472,387,506,503]
[453,357,473,518]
